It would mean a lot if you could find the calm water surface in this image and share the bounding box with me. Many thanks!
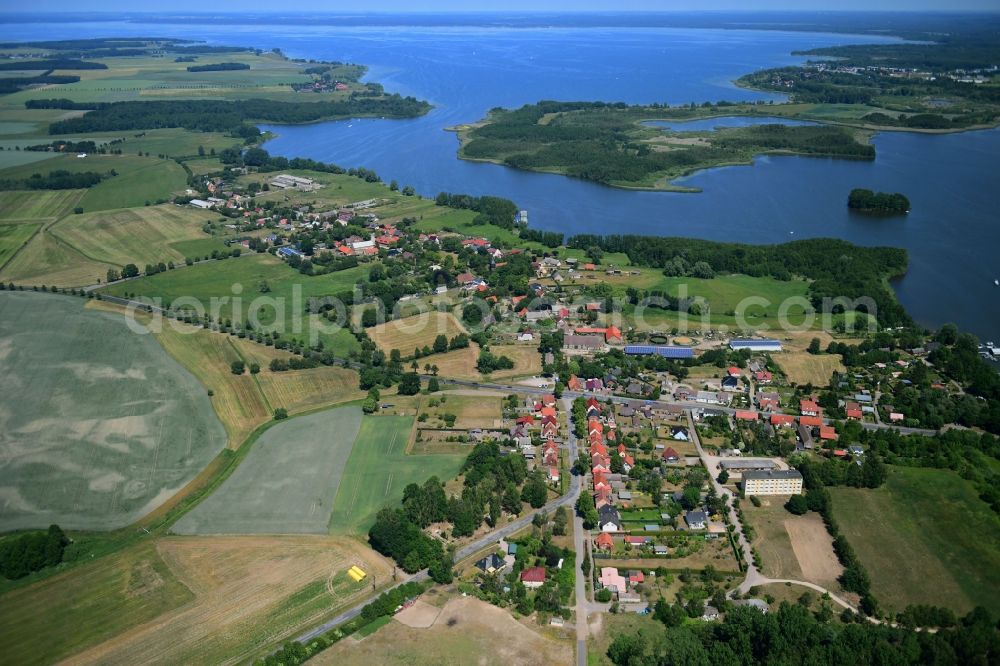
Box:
[4,20,999,338]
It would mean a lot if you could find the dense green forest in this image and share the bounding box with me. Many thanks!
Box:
[566,235,910,326]
[0,525,69,579]
[38,96,430,136]
[434,192,520,228]
[0,59,107,70]
[185,62,250,72]
[0,74,80,94]
[0,169,107,190]
[848,188,910,214]
[608,600,999,665]
[459,101,874,188]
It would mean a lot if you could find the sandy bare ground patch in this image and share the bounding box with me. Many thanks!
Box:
[395,599,442,628]
[784,515,843,589]
[61,536,392,666]
[314,596,572,666]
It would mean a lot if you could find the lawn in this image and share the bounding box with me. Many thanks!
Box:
[49,204,219,267]
[102,253,370,350]
[0,541,194,666]
[830,466,1000,616]
[0,221,39,269]
[774,352,846,387]
[328,415,466,536]
[172,407,364,535]
[634,273,810,320]
[0,291,226,532]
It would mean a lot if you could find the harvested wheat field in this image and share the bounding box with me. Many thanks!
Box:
[485,344,543,379]
[313,596,572,666]
[427,347,480,379]
[774,352,845,387]
[369,311,468,355]
[62,535,392,666]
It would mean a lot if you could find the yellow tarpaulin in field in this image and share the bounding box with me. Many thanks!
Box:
[348,565,367,582]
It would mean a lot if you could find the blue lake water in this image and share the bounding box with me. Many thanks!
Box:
[645,116,817,131]
[3,19,999,339]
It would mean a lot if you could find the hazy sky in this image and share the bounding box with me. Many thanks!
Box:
[5,1,999,12]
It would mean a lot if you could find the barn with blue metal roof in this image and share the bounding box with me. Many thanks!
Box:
[624,345,694,359]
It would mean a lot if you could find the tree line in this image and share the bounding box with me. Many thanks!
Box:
[0,59,107,71]
[0,169,107,190]
[186,62,250,72]
[0,525,69,580]
[608,597,999,665]
[433,192,520,229]
[38,96,431,136]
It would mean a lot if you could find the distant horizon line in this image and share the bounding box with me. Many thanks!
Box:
[2,9,1000,15]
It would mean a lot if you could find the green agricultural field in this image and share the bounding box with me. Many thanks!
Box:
[638,273,808,312]
[0,228,115,287]
[328,415,466,536]
[49,204,219,267]
[0,222,39,269]
[0,149,58,170]
[0,290,227,531]
[616,273,812,329]
[0,154,188,213]
[172,406,364,535]
[102,253,369,349]
[169,236,231,259]
[80,157,187,211]
[830,466,1000,616]
[0,189,85,221]
[0,541,194,666]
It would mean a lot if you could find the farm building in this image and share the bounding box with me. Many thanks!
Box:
[729,338,783,352]
[623,345,694,359]
[270,174,320,191]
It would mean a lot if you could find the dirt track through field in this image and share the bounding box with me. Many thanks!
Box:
[60,536,391,666]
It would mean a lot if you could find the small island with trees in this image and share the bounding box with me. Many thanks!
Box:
[847,188,911,215]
